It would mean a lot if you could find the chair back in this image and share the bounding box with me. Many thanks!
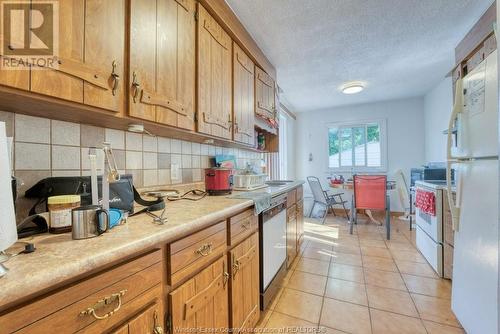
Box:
[307,176,327,205]
[353,175,387,210]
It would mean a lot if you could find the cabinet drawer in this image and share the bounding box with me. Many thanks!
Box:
[296,186,303,201]
[228,209,258,246]
[3,250,162,333]
[168,221,227,286]
[287,190,297,208]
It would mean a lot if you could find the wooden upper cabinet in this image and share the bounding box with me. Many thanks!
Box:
[129,0,196,131]
[30,0,124,111]
[169,257,229,333]
[255,67,276,119]
[233,43,255,146]
[197,4,232,140]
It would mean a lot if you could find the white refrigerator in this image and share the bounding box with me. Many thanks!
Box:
[446,50,499,334]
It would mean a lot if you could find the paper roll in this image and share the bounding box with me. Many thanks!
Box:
[0,122,17,253]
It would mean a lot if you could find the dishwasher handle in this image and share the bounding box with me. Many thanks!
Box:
[262,201,287,222]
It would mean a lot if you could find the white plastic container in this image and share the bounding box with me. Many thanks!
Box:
[233,174,268,190]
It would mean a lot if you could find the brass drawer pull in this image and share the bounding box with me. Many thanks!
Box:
[79,289,127,320]
[241,219,251,230]
[195,242,213,257]
[111,60,120,96]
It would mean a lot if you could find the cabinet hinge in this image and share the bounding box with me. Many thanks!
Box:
[166,313,173,334]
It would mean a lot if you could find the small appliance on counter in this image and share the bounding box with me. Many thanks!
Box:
[410,163,454,187]
[204,167,234,195]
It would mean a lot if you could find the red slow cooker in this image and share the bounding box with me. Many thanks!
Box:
[204,167,233,195]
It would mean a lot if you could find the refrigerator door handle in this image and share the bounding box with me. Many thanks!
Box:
[447,79,464,231]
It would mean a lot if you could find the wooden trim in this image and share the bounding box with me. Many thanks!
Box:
[140,89,188,117]
[203,112,230,130]
[233,245,257,275]
[235,125,253,137]
[455,2,496,64]
[175,0,189,12]
[256,71,273,88]
[183,273,224,319]
[236,51,254,74]
[197,0,276,79]
[257,102,274,114]
[279,103,296,120]
[203,19,230,50]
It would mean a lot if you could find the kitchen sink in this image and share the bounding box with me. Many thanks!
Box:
[265,180,294,186]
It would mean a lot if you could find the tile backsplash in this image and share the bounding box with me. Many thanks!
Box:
[0,111,263,222]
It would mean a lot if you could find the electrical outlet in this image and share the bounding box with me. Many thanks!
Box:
[171,163,180,181]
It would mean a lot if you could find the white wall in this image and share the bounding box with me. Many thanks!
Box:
[424,77,453,162]
[295,97,426,212]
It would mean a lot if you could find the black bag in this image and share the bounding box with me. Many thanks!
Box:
[21,175,164,237]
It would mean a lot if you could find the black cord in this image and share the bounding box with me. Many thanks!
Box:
[167,189,207,201]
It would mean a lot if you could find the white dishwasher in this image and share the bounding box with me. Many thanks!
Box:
[259,194,287,309]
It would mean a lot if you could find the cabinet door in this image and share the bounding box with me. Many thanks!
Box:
[233,43,255,145]
[169,257,229,334]
[197,4,232,139]
[255,67,275,119]
[127,302,164,334]
[287,217,297,268]
[31,0,84,103]
[83,0,125,112]
[229,233,260,332]
[296,199,304,249]
[156,0,196,131]
[0,0,30,90]
[129,0,156,121]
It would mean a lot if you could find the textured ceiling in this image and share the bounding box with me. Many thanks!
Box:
[226,0,494,112]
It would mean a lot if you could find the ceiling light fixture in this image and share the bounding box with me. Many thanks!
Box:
[341,82,365,95]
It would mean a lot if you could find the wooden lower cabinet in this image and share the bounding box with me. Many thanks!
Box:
[286,205,297,268]
[169,257,229,334]
[113,302,164,334]
[229,232,260,332]
[296,199,304,249]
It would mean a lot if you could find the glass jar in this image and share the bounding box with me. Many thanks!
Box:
[47,195,81,234]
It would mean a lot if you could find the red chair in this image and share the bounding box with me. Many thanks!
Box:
[350,175,391,239]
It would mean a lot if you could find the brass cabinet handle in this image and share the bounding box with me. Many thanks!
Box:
[111,60,120,96]
[241,219,251,230]
[131,71,141,103]
[232,260,241,277]
[79,289,127,320]
[195,242,213,256]
[223,271,230,288]
[154,310,164,334]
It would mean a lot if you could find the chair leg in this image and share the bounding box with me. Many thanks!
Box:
[349,196,355,235]
[322,204,328,224]
[309,202,316,218]
[342,201,350,220]
[332,206,337,216]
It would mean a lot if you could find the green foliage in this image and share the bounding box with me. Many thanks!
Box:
[329,124,380,157]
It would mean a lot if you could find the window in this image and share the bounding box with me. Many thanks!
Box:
[328,120,387,171]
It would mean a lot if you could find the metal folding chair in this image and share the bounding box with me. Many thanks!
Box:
[307,176,350,224]
[350,175,391,240]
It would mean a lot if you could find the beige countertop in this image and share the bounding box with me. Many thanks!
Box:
[0,181,304,311]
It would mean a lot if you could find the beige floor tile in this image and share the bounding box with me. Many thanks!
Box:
[331,252,363,266]
[359,239,387,248]
[319,326,350,334]
[301,247,336,262]
[386,241,415,251]
[256,309,273,328]
[295,257,330,276]
[358,232,384,241]
[265,311,318,329]
[411,294,461,327]
[287,271,327,295]
[320,298,372,334]
[422,320,465,334]
[329,263,365,283]
[324,278,368,306]
[274,288,323,323]
[360,246,392,259]
[370,309,426,334]
[366,285,419,317]
[402,274,451,299]
[334,244,362,255]
[395,260,438,278]
[364,268,407,291]
[362,256,398,272]
[390,249,427,263]
[307,239,336,249]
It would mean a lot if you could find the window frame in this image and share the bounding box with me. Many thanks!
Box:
[327,118,388,173]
